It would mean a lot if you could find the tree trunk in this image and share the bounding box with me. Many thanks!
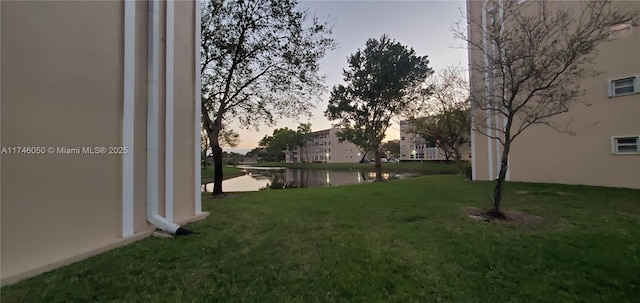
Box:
[374,149,384,182]
[453,147,464,175]
[211,138,224,196]
[490,141,510,219]
[202,150,208,169]
[205,119,224,197]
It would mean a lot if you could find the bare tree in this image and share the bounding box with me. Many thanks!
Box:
[407,65,470,174]
[455,0,636,217]
[201,0,335,196]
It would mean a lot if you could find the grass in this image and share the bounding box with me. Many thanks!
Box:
[201,165,245,184]
[252,161,469,174]
[2,176,639,302]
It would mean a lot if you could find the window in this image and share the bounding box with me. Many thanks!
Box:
[401,136,405,140]
[609,76,639,97]
[610,21,634,39]
[611,136,639,154]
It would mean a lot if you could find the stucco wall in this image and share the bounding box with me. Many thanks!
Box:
[1,0,124,280]
[1,0,201,285]
[468,0,640,188]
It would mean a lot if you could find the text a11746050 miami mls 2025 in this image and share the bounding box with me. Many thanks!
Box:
[0,146,129,155]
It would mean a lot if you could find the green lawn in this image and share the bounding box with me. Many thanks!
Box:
[2,176,639,302]
[201,165,245,184]
[253,161,469,174]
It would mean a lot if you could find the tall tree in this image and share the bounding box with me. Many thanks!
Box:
[326,35,432,181]
[201,0,335,196]
[408,65,470,174]
[455,0,635,217]
[294,123,312,163]
[258,127,303,162]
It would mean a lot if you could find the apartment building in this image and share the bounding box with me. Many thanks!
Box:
[467,0,639,188]
[287,128,363,163]
[1,0,205,285]
[399,120,471,161]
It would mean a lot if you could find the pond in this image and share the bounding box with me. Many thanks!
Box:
[201,166,423,192]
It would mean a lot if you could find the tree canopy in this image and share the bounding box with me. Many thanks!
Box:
[326,34,432,180]
[200,0,335,195]
[407,65,470,174]
[259,123,313,162]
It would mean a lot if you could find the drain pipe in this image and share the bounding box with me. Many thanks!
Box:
[147,0,193,236]
[482,0,494,180]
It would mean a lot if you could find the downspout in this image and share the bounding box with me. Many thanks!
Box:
[165,0,174,222]
[147,0,192,236]
[122,0,135,237]
[482,0,494,180]
[194,0,203,214]
[467,0,477,180]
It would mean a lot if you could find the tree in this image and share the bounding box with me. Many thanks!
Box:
[201,0,335,196]
[381,140,400,159]
[408,65,470,174]
[455,0,635,217]
[326,35,433,181]
[294,123,312,163]
[246,147,267,161]
[258,123,312,162]
[201,126,239,169]
[335,127,369,163]
[259,127,299,162]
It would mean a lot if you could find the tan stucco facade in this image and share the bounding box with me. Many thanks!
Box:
[468,0,640,188]
[288,128,363,163]
[1,0,204,285]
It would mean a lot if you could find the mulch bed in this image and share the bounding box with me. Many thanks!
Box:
[462,206,544,225]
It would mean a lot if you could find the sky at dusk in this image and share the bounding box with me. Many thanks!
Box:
[226,0,468,154]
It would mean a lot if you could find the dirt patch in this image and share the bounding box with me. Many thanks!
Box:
[462,207,544,225]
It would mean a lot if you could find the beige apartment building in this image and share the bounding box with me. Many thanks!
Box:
[1,0,206,285]
[287,128,363,163]
[399,120,471,161]
[467,0,640,188]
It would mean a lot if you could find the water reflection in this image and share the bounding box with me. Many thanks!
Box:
[202,167,421,193]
